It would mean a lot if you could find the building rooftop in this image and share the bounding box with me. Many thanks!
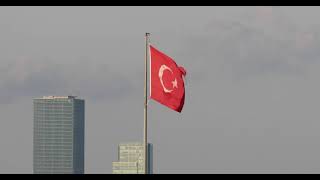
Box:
[119,142,153,146]
[34,96,79,100]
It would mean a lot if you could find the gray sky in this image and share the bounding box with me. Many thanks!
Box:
[1,6,320,174]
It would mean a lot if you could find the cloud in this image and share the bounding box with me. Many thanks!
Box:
[0,55,135,104]
[175,7,320,83]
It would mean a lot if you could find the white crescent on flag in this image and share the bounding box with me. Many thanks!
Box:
[158,64,178,93]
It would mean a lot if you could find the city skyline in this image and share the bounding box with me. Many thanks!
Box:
[2,6,320,173]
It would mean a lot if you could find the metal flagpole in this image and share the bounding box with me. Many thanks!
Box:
[144,32,150,174]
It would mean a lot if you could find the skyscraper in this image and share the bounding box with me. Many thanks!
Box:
[112,142,153,174]
[33,96,85,174]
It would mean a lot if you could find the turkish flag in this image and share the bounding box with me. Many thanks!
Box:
[150,45,186,113]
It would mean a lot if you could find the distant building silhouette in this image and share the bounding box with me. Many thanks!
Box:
[112,142,153,174]
[33,96,85,174]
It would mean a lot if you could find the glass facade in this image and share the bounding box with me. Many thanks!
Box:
[33,96,85,174]
[112,143,153,174]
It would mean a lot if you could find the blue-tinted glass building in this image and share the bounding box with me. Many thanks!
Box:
[33,96,85,174]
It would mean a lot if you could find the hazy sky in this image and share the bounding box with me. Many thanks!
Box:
[1,6,320,174]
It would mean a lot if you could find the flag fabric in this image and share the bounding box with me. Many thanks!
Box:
[150,45,186,113]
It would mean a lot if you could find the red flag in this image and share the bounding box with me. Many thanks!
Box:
[150,45,186,113]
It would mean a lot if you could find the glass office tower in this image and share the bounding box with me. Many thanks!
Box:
[112,143,153,174]
[33,96,85,174]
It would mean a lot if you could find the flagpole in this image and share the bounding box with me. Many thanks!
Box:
[144,32,150,174]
